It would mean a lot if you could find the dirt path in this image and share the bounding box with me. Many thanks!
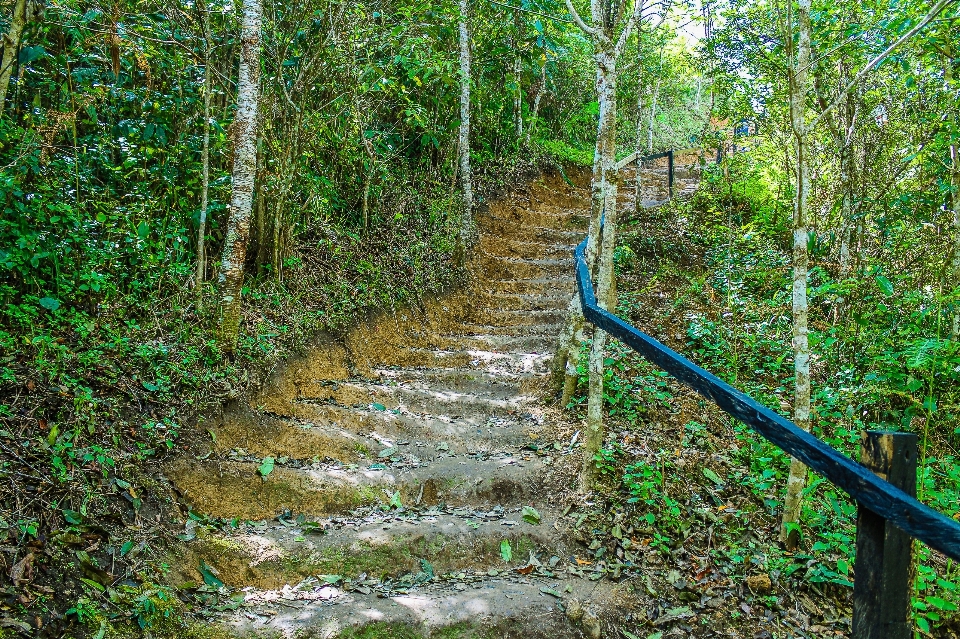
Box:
[166,160,700,638]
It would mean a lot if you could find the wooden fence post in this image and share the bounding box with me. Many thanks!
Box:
[852,430,917,639]
[668,149,674,198]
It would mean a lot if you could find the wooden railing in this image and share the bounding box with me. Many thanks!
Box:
[581,149,960,638]
[616,147,701,197]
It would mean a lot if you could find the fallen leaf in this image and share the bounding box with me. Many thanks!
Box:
[0,618,32,633]
[500,539,512,563]
[9,553,34,586]
[522,505,541,525]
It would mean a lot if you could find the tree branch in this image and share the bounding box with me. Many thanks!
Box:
[614,0,645,58]
[564,0,596,35]
[808,0,957,131]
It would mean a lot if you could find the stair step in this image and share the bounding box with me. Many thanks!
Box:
[213,573,597,637]
[167,455,547,521]
[176,511,564,590]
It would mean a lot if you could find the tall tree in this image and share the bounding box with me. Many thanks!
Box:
[780,0,813,549]
[778,0,954,546]
[513,7,524,140]
[0,0,38,109]
[563,0,646,487]
[218,0,263,352]
[458,0,474,245]
[196,0,214,285]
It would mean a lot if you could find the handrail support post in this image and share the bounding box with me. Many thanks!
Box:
[852,430,917,639]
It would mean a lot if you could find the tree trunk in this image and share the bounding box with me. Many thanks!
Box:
[951,141,959,337]
[218,0,262,353]
[513,8,523,140]
[458,0,474,245]
[647,79,659,154]
[781,0,813,549]
[582,50,619,489]
[524,59,545,147]
[944,51,960,338]
[634,83,644,211]
[837,70,858,278]
[196,0,213,285]
[553,64,609,398]
[0,0,31,110]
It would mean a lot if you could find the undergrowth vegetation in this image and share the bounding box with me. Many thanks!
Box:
[568,152,960,634]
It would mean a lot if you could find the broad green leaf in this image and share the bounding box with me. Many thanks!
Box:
[19,46,47,64]
[258,456,275,477]
[522,505,541,525]
[39,297,60,311]
[500,539,512,563]
[389,491,402,509]
[702,468,723,486]
[79,577,105,592]
[198,561,224,588]
[927,596,958,611]
[875,275,893,296]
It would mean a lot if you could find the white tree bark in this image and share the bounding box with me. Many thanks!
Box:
[778,0,948,546]
[781,0,813,548]
[560,0,646,489]
[458,0,474,245]
[647,80,658,154]
[218,0,262,352]
[583,52,620,486]
[197,0,213,285]
[0,0,33,110]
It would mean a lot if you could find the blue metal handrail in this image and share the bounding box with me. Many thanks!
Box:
[573,229,960,562]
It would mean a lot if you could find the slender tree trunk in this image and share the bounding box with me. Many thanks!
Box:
[634,83,644,210]
[951,141,959,337]
[553,65,609,399]
[513,8,523,140]
[837,73,857,278]
[944,51,960,338]
[197,0,213,285]
[647,79,659,154]
[218,0,262,353]
[361,130,376,232]
[0,0,31,110]
[781,0,813,548]
[524,60,545,147]
[458,0,474,245]
[582,51,619,488]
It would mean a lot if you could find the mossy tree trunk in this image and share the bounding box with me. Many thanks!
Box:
[218,0,263,353]
[0,0,35,110]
